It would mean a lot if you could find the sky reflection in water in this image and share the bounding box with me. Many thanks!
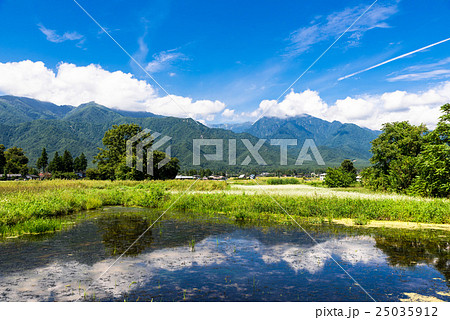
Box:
[0,207,449,302]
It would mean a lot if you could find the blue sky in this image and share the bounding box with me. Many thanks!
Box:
[0,0,449,129]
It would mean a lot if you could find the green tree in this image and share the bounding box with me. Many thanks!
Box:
[364,121,427,192]
[94,124,144,180]
[324,167,355,188]
[48,152,64,173]
[86,168,101,180]
[36,148,49,172]
[4,147,29,175]
[188,169,198,176]
[74,153,88,172]
[62,150,74,172]
[324,160,357,188]
[94,124,179,180]
[151,150,180,180]
[411,144,450,197]
[411,104,450,197]
[428,103,450,145]
[0,144,6,174]
[340,159,357,177]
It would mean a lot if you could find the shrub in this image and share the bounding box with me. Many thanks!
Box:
[324,167,355,187]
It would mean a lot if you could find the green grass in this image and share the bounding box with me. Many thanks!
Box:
[165,192,450,225]
[0,179,449,237]
[0,180,227,236]
[266,178,300,185]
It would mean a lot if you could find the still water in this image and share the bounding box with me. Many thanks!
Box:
[0,207,449,302]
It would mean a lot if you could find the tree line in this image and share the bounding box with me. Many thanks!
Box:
[37,148,88,178]
[0,144,87,179]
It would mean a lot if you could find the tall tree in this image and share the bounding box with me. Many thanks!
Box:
[151,150,180,180]
[94,124,179,180]
[340,159,357,177]
[0,144,6,174]
[62,150,74,172]
[4,147,29,175]
[324,159,357,188]
[36,148,49,172]
[364,121,427,192]
[412,104,450,197]
[430,103,450,145]
[74,153,88,172]
[48,152,63,173]
[94,124,144,180]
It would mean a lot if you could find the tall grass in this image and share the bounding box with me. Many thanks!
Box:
[0,179,228,195]
[266,178,300,185]
[1,179,449,237]
[166,192,450,224]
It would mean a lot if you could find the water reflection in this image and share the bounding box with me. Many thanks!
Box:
[96,215,154,257]
[0,207,448,302]
[375,235,450,280]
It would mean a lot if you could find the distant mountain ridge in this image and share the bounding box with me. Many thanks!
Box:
[0,95,378,171]
[244,115,380,160]
[0,95,73,124]
[210,122,253,133]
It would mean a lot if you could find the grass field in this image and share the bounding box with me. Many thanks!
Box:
[0,178,449,237]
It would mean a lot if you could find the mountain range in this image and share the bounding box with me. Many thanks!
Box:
[0,95,379,172]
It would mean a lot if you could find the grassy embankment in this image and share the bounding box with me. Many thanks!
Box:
[0,179,449,237]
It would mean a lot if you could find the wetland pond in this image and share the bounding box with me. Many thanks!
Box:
[0,207,449,302]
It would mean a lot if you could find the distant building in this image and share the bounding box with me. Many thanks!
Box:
[319,173,327,181]
[0,174,23,180]
[175,175,196,180]
[208,175,226,180]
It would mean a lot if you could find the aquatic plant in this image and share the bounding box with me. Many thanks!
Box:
[189,239,195,252]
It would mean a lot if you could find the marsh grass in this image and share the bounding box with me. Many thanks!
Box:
[266,178,300,185]
[0,179,449,237]
[0,181,169,236]
[165,192,450,225]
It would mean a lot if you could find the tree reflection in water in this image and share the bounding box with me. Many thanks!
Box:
[96,215,154,257]
[374,232,450,282]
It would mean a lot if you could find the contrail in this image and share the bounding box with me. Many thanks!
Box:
[338,37,450,81]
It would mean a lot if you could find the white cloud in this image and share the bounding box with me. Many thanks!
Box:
[288,1,398,56]
[0,235,384,301]
[251,82,450,130]
[221,108,235,118]
[250,89,328,119]
[402,57,450,73]
[0,60,226,120]
[38,24,85,46]
[388,69,450,82]
[2,60,448,130]
[261,236,385,274]
[146,50,186,73]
